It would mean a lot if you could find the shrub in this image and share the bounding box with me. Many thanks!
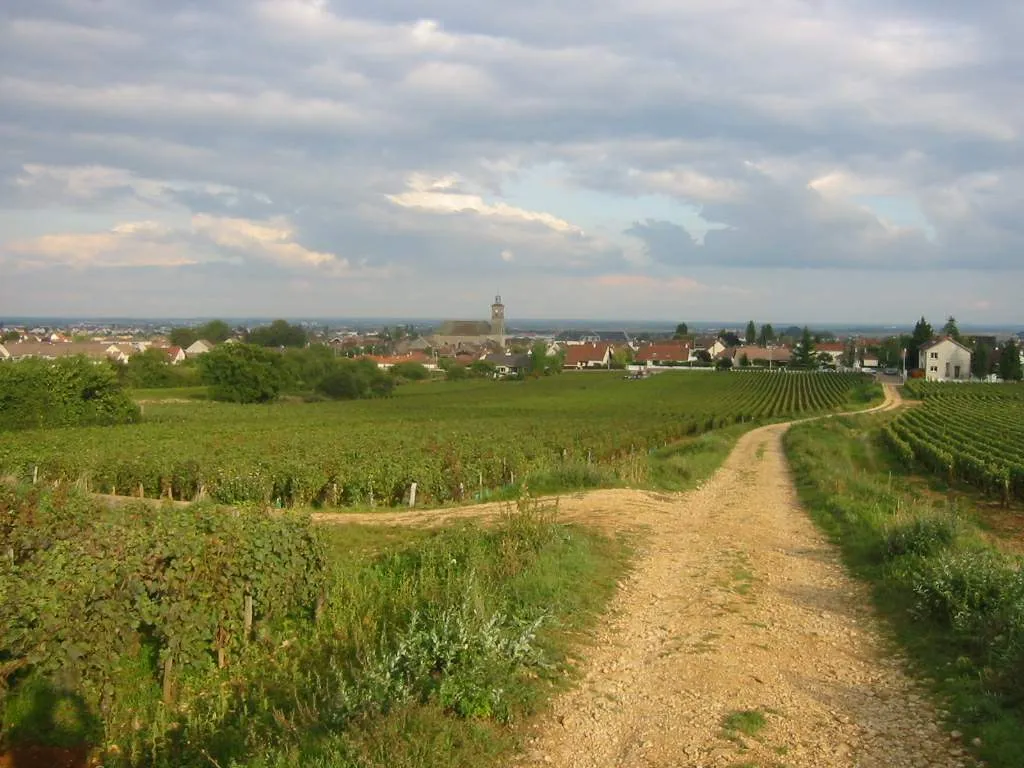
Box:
[884,515,959,560]
[0,357,139,431]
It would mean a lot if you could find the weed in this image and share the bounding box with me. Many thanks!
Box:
[722,708,768,738]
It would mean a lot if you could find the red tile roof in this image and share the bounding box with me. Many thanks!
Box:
[563,342,612,366]
[634,343,690,363]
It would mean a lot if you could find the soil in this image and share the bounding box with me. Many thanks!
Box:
[329,386,976,767]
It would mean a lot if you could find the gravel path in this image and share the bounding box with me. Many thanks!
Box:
[512,385,972,768]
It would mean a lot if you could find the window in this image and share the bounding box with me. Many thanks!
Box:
[930,352,938,359]
[929,365,938,372]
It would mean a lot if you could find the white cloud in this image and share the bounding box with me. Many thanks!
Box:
[387,174,585,235]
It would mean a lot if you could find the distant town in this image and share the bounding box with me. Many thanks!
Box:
[2,297,1023,381]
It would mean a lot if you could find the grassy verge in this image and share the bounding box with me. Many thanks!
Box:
[785,416,1024,767]
[130,386,210,401]
[1,494,631,768]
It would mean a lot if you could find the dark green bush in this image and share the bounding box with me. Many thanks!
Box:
[0,357,139,431]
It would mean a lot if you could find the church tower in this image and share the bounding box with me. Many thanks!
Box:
[490,294,505,342]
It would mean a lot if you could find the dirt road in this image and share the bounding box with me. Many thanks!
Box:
[509,385,971,768]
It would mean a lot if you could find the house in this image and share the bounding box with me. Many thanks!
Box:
[563,342,612,369]
[2,341,129,362]
[483,352,531,377]
[634,342,690,367]
[365,352,437,371]
[815,342,846,365]
[720,345,793,366]
[707,339,727,358]
[0,343,9,361]
[919,337,972,381]
[166,346,187,365]
[859,355,880,370]
[185,340,215,357]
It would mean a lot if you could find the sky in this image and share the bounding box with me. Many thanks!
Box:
[1,0,1022,324]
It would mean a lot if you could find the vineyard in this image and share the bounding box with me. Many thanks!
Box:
[0,372,875,508]
[884,382,1024,502]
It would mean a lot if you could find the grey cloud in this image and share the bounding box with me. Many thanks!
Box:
[1,0,1023,319]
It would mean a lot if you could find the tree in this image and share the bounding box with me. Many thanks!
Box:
[611,345,634,370]
[673,323,689,339]
[942,316,961,342]
[390,361,430,381]
[469,359,496,378]
[198,343,286,403]
[197,319,232,343]
[745,321,756,344]
[115,347,199,389]
[693,349,712,365]
[757,323,775,346]
[792,326,817,369]
[739,353,750,367]
[1,330,20,342]
[841,338,857,369]
[999,338,1023,381]
[247,319,308,348]
[907,317,933,370]
[169,327,198,349]
[721,331,742,347]
[971,343,992,379]
[715,357,733,371]
[529,341,563,376]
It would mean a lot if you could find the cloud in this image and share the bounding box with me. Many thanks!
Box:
[386,174,585,235]
[2,213,384,278]
[0,0,1022,320]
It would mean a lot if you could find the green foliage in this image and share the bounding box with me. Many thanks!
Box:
[247,319,308,348]
[0,489,628,767]
[673,322,688,339]
[440,361,469,380]
[0,485,326,752]
[0,357,140,431]
[792,326,817,369]
[888,383,1024,501]
[168,327,198,349]
[0,373,873,508]
[971,342,993,378]
[999,338,1022,381]
[316,358,394,400]
[390,361,431,381]
[112,348,200,389]
[744,320,756,344]
[198,342,286,403]
[528,341,562,377]
[756,323,775,346]
[197,319,233,344]
[715,357,733,370]
[785,417,1024,766]
[2,330,20,343]
[942,315,962,342]
[908,316,934,370]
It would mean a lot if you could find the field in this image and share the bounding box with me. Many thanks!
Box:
[885,381,1024,501]
[0,372,876,508]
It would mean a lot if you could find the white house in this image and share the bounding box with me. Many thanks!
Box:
[919,337,972,381]
[185,339,215,357]
[0,343,9,361]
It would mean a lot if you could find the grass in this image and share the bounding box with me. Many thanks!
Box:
[785,415,1024,768]
[130,385,209,400]
[722,708,768,738]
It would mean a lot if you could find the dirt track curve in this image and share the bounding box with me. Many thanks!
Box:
[327,386,973,767]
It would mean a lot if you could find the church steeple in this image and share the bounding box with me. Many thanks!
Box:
[491,293,505,341]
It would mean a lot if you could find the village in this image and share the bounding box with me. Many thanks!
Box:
[2,297,1022,382]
